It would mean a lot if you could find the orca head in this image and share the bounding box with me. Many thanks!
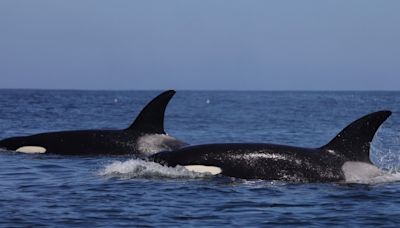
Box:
[0,136,47,154]
[150,147,223,175]
[320,110,392,182]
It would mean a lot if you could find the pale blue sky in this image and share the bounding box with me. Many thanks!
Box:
[0,1,399,90]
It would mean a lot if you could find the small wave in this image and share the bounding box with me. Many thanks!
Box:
[99,159,211,179]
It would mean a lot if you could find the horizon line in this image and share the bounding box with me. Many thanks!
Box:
[0,88,399,92]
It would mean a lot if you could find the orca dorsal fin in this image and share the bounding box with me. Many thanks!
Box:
[321,110,391,163]
[126,90,176,134]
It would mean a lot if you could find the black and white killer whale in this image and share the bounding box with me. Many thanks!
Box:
[151,111,391,182]
[0,90,187,156]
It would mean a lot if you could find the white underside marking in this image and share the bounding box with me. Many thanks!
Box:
[184,165,222,175]
[16,146,46,154]
[341,161,383,182]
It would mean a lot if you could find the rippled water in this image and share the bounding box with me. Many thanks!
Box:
[0,90,400,227]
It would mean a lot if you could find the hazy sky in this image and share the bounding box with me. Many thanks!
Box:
[0,1,399,90]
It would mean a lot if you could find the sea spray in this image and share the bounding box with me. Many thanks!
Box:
[99,159,212,179]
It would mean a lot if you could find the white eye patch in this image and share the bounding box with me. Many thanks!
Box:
[184,165,222,175]
[16,146,47,154]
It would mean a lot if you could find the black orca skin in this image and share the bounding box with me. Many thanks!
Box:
[151,111,391,182]
[0,90,187,156]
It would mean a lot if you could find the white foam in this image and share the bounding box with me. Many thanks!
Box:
[99,159,211,179]
[136,134,187,156]
[16,146,46,154]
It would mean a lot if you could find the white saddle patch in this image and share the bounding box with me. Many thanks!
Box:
[341,161,383,183]
[137,134,187,156]
[16,146,47,154]
[184,165,222,175]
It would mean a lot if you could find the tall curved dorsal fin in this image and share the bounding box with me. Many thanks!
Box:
[321,110,392,163]
[126,90,176,134]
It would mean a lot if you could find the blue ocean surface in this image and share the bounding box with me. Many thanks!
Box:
[0,90,399,227]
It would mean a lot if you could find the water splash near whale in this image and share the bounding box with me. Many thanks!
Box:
[99,159,213,179]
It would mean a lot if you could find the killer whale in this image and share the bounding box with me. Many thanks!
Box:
[151,111,391,182]
[0,90,188,156]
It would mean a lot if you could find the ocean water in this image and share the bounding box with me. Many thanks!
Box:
[0,90,400,227]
